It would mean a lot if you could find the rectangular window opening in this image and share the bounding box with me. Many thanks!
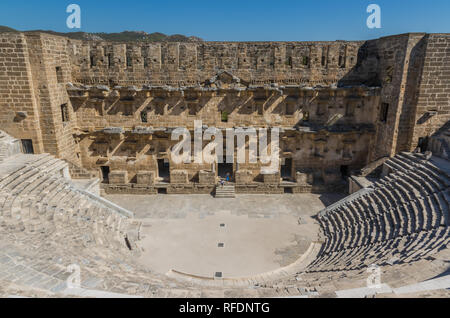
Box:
[140,110,148,123]
[61,103,69,122]
[55,66,63,83]
[302,56,309,66]
[90,56,96,68]
[380,103,389,122]
[339,56,346,68]
[21,139,34,154]
[221,111,229,123]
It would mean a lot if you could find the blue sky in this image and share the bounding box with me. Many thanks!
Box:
[0,0,449,41]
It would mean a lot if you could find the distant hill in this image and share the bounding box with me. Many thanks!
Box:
[0,26,203,42]
[0,26,18,33]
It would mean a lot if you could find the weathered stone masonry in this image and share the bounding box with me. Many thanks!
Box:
[0,32,449,194]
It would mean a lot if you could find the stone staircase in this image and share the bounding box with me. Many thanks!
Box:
[215,184,236,198]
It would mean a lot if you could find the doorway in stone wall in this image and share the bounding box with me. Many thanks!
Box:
[158,159,170,182]
[417,137,429,153]
[218,157,233,181]
[281,158,293,181]
[340,165,349,179]
[100,166,110,183]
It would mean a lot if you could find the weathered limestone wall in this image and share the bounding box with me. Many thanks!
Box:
[349,34,419,160]
[76,127,374,189]
[25,33,81,165]
[1,31,449,194]
[0,33,44,153]
[68,85,379,130]
[0,32,81,165]
[394,34,429,153]
[352,33,450,159]
[408,34,450,150]
[70,41,364,87]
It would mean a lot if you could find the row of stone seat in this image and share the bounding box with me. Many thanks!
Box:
[311,153,449,272]
[0,154,55,188]
[0,154,140,252]
[320,155,449,229]
[381,159,448,196]
[322,195,447,253]
[309,226,449,272]
[320,190,449,253]
[0,144,7,163]
[0,224,169,297]
[396,153,450,186]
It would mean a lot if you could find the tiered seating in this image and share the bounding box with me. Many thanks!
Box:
[0,221,181,297]
[0,132,447,297]
[0,153,140,252]
[309,152,450,273]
